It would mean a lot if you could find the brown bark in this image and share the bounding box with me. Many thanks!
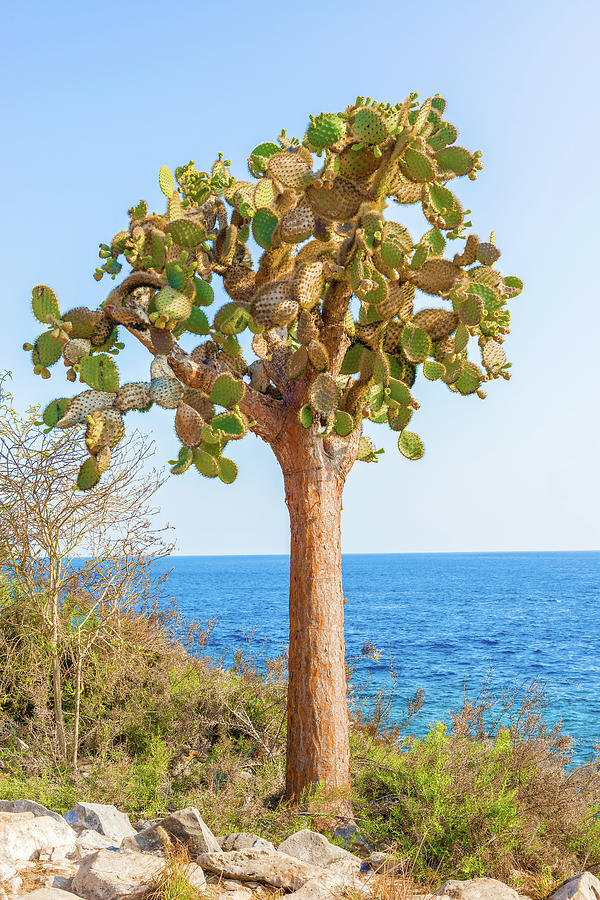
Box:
[273,420,359,815]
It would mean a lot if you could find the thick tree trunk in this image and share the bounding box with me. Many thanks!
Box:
[274,422,357,815]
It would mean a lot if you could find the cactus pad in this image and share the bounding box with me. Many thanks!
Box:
[306,113,346,152]
[150,377,184,409]
[252,208,279,250]
[32,285,60,323]
[210,373,246,408]
[79,354,119,392]
[309,373,339,414]
[398,430,424,460]
[76,457,101,491]
[42,398,70,428]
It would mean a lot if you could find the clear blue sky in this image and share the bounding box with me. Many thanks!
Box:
[2,0,598,553]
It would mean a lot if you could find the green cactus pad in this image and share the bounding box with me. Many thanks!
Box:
[76,457,101,491]
[194,448,219,478]
[357,436,383,463]
[214,303,251,335]
[32,285,60,324]
[211,410,247,437]
[401,325,432,363]
[423,359,445,380]
[340,343,366,375]
[398,430,424,460]
[503,275,523,296]
[387,377,411,406]
[166,219,206,248]
[388,406,413,431]
[171,446,194,475]
[42,398,70,428]
[159,165,175,197]
[155,287,192,322]
[402,148,435,183]
[299,405,314,429]
[194,278,215,307]
[165,263,187,292]
[180,306,210,336]
[333,409,354,437]
[353,107,388,145]
[306,113,345,152]
[428,122,458,152]
[218,456,238,484]
[436,146,474,176]
[32,332,62,367]
[248,142,280,178]
[210,374,245,408]
[79,354,120,392]
[454,322,470,352]
[459,294,484,326]
[252,208,279,250]
[454,361,483,395]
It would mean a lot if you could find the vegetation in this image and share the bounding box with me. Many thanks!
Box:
[0,568,598,899]
[22,92,523,809]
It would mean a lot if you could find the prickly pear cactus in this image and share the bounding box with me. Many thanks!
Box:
[25,93,521,488]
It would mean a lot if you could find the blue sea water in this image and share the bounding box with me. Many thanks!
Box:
[154,552,600,765]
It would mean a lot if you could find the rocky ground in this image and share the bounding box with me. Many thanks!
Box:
[0,800,597,900]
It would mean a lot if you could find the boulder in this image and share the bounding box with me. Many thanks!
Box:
[0,801,66,825]
[72,849,205,900]
[64,805,135,845]
[0,812,76,865]
[218,833,276,853]
[284,878,340,899]
[278,828,362,877]
[121,808,220,855]
[436,879,519,900]
[196,847,347,892]
[332,821,374,855]
[549,873,600,900]
[17,890,80,900]
[71,830,118,858]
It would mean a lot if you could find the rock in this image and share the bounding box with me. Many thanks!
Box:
[64,805,135,845]
[218,834,276,853]
[278,828,362,877]
[196,847,348,893]
[72,849,205,900]
[0,801,66,825]
[121,808,220,856]
[0,812,76,866]
[436,879,519,900]
[72,830,117,857]
[19,890,84,900]
[368,851,404,874]
[0,860,17,881]
[332,821,374,855]
[549,873,600,900]
[284,878,340,899]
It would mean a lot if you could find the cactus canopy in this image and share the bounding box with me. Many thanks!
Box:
[25,92,522,487]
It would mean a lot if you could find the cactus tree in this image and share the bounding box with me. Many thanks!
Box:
[25,93,522,812]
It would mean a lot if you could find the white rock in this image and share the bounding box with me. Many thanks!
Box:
[284,878,340,899]
[0,812,76,865]
[278,828,362,877]
[219,833,276,853]
[0,801,66,825]
[549,873,600,900]
[0,861,17,881]
[72,830,117,858]
[436,879,520,900]
[196,847,348,893]
[121,808,220,856]
[18,890,83,900]
[64,805,135,845]
[72,849,206,900]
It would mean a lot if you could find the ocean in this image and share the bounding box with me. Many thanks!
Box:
[154,552,600,764]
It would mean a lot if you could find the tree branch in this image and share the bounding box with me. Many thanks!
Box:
[167,346,284,445]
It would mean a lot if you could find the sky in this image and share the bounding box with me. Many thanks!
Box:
[1,0,599,554]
